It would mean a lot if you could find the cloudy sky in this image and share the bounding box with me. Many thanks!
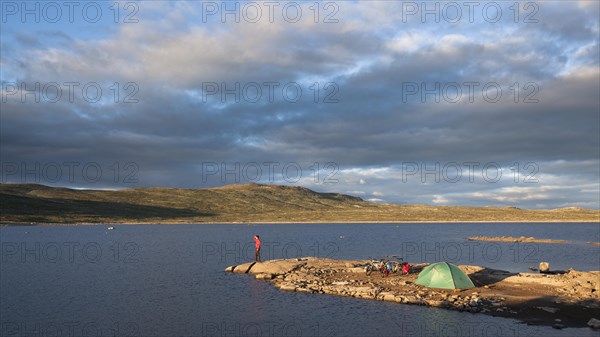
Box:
[1,1,599,209]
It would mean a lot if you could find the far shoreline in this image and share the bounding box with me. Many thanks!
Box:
[3,220,600,227]
[3,184,598,225]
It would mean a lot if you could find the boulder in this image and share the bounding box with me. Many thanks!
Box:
[278,282,297,292]
[255,273,274,280]
[424,299,445,307]
[588,318,600,329]
[537,306,559,314]
[402,295,420,304]
[251,260,306,274]
[356,291,374,299]
[226,259,306,275]
[378,292,396,302]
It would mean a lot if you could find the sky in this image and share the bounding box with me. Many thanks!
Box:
[1,0,599,209]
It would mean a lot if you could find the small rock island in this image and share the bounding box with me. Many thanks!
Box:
[226,257,600,329]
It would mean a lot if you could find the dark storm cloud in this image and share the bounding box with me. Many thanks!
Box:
[1,1,598,208]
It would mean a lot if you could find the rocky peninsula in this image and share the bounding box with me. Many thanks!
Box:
[226,257,600,330]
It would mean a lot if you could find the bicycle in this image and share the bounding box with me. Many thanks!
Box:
[365,256,409,276]
[364,258,386,276]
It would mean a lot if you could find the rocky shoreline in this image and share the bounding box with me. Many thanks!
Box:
[225,257,600,330]
[468,236,600,247]
[467,236,570,244]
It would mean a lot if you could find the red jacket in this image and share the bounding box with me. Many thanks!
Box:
[254,236,261,250]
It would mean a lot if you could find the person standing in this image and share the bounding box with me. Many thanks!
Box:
[253,235,261,262]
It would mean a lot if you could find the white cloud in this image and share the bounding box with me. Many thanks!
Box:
[577,0,598,9]
[432,195,449,204]
[386,32,432,53]
[339,168,393,180]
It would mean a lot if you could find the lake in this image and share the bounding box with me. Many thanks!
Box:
[1,223,599,337]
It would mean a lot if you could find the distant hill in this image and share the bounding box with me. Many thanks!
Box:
[0,183,598,224]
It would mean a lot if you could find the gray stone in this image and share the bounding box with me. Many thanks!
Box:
[588,318,600,329]
[537,306,559,314]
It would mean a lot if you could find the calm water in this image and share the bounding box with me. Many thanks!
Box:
[1,223,599,337]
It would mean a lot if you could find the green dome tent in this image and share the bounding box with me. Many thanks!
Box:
[415,262,475,289]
